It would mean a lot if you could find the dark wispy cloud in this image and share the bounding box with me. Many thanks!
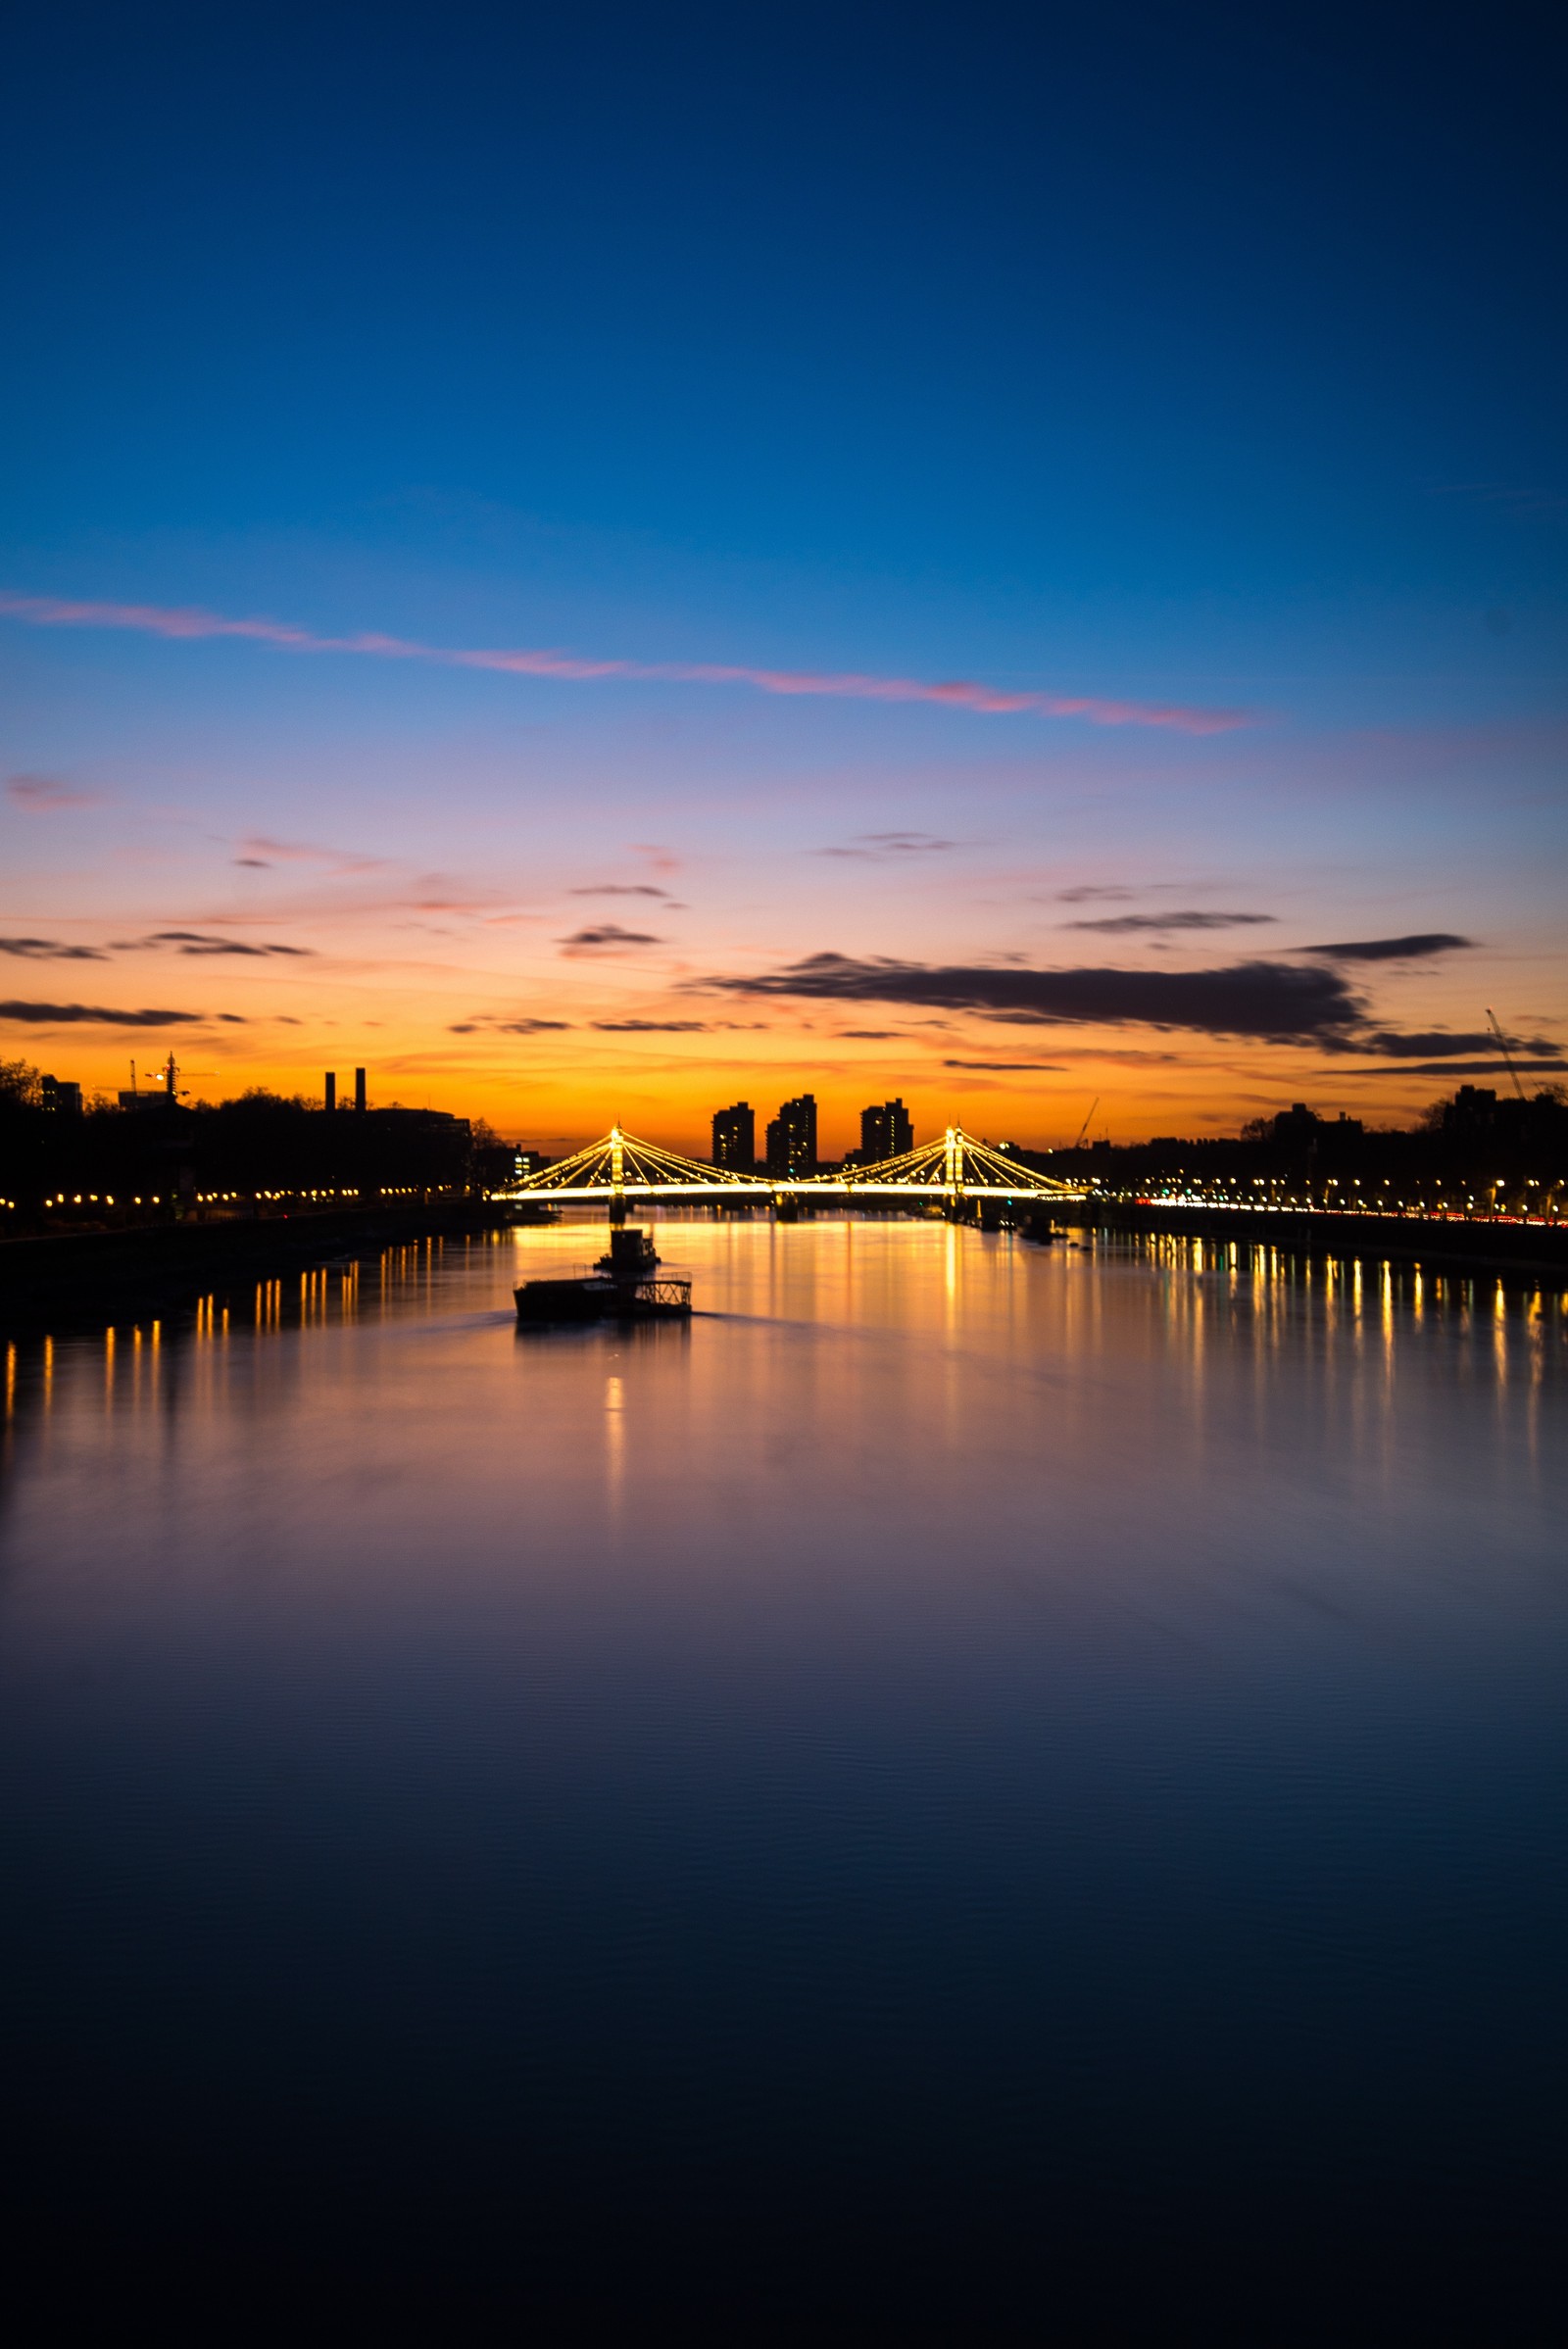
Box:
[1055,885,1135,904]
[143,930,315,957]
[698,953,1367,1042]
[1339,1028,1560,1060]
[559,923,663,952]
[1065,910,1276,934]
[7,772,108,809]
[5,931,312,960]
[1,1000,205,1026]
[1299,933,1473,962]
[449,1015,571,1035]
[0,936,108,960]
[591,1019,709,1033]
[569,884,675,899]
[833,1028,903,1040]
[945,1059,1068,1071]
[1337,1057,1567,1078]
[816,832,961,859]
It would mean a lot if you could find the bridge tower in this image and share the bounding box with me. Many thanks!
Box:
[944,1124,962,1201]
[609,1123,626,1224]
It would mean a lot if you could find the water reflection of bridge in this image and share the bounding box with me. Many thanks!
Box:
[492,1125,1088,1209]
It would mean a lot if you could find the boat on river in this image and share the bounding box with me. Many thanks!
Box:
[595,1228,660,1277]
[514,1226,691,1325]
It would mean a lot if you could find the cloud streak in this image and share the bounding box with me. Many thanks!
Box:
[1300,933,1473,961]
[699,953,1366,1042]
[7,772,108,809]
[449,1015,571,1035]
[140,930,314,957]
[1336,1057,1567,1078]
[234,834,390,874]
[560,923,663,952]
[699,952,1559,1063]
[816,832,963,857]
[0,590,1253,736]
[1064,910,1276,934]
[1,1000,205,1026]
[1342,1028,1560,1060]
[1,936,108,960]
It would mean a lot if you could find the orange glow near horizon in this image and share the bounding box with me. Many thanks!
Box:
[25,1017,1540,1159]
[4,604,1562,1144]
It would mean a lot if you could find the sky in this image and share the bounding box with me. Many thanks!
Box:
[2,0,1564,1153]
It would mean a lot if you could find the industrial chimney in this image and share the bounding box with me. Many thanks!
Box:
[355,1066,367,1112]
[324,1071,336,1113]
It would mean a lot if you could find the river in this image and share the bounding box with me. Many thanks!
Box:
[3,1218,1565,2338]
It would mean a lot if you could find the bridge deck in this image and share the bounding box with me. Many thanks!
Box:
[492,1179,1088,1201]
[493,1124,1087,1205]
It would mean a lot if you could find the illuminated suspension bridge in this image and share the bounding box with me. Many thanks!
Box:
[493,1125,1088,1206]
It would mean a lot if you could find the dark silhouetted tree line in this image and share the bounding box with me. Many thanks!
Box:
[1,1061,473,1230]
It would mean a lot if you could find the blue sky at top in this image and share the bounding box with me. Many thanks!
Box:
[1,0,1563,1142]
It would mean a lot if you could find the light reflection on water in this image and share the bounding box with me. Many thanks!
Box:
[1,1217,1565,2335]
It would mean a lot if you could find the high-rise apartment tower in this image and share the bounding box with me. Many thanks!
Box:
[860,1099,913,1162]
[765,1094,817,1180]
[711,1101,756,1172]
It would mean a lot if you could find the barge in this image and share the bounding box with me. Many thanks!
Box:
[514,1227,692,1325]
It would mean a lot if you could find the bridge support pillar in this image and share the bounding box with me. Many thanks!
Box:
[609,1123,626,1224]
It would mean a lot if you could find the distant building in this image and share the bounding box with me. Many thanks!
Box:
[1256,1103,1364,1153]
[859,1099,912,1163]
[711,1101,756,1172]
[39,1074,82,1116]
[1439,1084,1499,1139]
[765,1094,817,1180]
[119,1052,182,1112]
[471,1135,520,1191]
[1431,1082,1565,1156]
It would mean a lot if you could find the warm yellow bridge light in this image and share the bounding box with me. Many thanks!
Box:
[491,1125,1087,1203]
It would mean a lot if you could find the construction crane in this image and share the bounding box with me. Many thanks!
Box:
[1486,1008,1527,1101]
[1072,1098,1100,1150]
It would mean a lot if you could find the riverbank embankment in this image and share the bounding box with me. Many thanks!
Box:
[0,1202,497,1332]
[1054,1199,1568,1286]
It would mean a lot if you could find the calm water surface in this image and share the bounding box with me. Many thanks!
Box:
[3,1220,1565,2339]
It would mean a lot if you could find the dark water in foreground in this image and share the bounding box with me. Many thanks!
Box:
[3,1220,1565,2340]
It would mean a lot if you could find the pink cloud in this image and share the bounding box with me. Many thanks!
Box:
[0,589,1254,736]
[7,770,109,809]
[236,833,389,873]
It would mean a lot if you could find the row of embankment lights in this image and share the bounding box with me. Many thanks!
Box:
[1141,1172,1561,1216]
[9,1185,433,1212]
